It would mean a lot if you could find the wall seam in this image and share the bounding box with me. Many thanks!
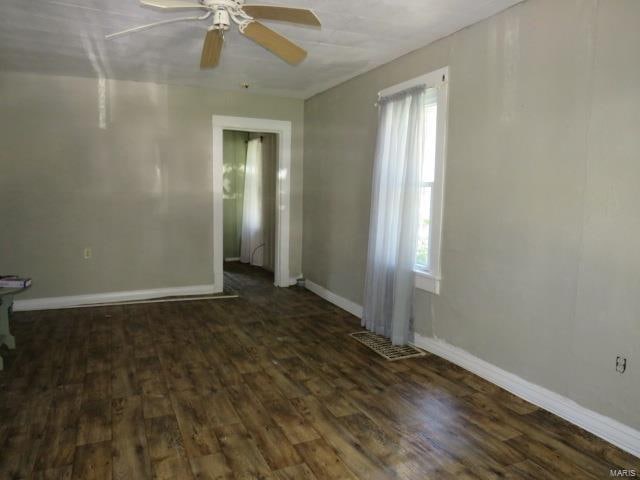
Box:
[566,0,601,398]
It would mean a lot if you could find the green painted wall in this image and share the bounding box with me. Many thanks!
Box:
[223,131,248,260]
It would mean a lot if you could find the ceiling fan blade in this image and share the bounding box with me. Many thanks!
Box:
[201,29,224,69]
[106,14,206,39]
[242,5,321,26]
[242,21,307,65]
[140,0,206,10]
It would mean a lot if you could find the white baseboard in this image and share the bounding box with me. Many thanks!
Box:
[413,333,640,458]
[13,284,217,312]
[305,280,363,318]
[224,257,241,262]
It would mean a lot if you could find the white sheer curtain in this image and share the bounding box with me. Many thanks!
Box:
[240,138,264,266]
[362,86,426,345]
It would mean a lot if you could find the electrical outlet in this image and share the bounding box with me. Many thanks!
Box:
[83,247,92,260]
[616,356,627,374]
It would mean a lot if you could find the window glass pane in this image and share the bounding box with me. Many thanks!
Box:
[415,185,432,269]
[416,88,438,270]
[422,93,438,184]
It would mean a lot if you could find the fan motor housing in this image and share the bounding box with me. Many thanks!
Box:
[201,0,243,8]
[213,8,231,30]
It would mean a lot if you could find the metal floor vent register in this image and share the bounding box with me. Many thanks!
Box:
[350,331,426,361]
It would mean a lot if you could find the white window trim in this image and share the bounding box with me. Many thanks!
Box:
[378,66,449,295]
[415,270,441,295]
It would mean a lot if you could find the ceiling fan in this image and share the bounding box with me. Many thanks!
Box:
[106,0,321,68]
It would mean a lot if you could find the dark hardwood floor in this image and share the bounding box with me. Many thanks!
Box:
[1,262,638,479]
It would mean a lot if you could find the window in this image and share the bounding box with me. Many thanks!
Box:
[378,67,449,294]
[415,90,438,272]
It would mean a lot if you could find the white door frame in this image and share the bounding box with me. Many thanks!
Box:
[212,115,292,291]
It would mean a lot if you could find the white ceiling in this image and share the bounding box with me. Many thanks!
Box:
[0,0,524,99]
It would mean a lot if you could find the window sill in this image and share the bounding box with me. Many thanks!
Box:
[414,270,441,295]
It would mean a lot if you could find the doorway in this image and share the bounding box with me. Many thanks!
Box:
[222,131,277,288]
[212,115,292,293]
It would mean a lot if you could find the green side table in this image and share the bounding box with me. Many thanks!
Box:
[0,287,27,370]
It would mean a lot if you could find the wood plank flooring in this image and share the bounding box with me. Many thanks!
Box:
[1,262,638,479]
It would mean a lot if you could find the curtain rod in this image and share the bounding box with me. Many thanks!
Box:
[375,84,426,107]
[375,68,448,107]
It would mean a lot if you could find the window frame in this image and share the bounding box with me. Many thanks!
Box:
[378,66,449,295]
